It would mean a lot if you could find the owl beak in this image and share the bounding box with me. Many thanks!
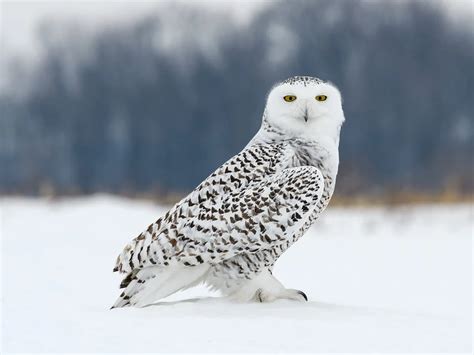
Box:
[303,107,309,122]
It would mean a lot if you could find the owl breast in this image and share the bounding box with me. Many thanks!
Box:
[205,142,336,295]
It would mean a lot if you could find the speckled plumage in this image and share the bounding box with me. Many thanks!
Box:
[112,76,344,308]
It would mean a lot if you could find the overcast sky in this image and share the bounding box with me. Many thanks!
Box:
[1,0,472,60]
[0,1,269,58]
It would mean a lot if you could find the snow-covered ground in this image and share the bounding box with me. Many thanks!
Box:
[1,196,472,352]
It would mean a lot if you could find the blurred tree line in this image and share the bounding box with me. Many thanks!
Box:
[0,0,473,200]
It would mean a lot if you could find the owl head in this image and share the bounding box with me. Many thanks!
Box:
[263,76,345,147]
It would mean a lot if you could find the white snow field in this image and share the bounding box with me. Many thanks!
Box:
[1,196,472,353]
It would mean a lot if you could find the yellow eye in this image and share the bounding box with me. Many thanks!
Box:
[283,95,297,102]
[315,95,327,102]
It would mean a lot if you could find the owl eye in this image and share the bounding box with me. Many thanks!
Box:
[283,95,297,102]
[315,95,328,102]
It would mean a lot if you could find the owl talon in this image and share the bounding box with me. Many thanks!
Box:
[253,288,277,303]
[296,290,308,301]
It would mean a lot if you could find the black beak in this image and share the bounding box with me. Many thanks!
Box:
[303,107,309,122]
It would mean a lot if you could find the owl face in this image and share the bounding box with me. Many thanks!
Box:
[265,78,345,144]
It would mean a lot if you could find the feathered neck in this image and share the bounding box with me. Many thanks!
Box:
[247,112,340,182]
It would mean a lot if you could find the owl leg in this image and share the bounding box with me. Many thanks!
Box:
[230,269,307,302]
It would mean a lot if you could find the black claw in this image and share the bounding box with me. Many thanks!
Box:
[256,289,264,303]
[297,290,308,301]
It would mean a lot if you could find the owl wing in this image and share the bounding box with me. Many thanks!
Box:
[113,143,324,275]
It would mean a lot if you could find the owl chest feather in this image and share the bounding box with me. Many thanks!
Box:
[206,141,337,292]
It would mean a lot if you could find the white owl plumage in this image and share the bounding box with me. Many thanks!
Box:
[112,76,345,308]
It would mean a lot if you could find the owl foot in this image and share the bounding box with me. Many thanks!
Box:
[254,288,308,302]
[229,270,309,302]
[285,289,308,301]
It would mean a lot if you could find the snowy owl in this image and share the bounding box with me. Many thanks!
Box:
[112,76,345,308]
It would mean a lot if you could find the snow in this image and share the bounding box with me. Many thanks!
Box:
[1,195,472,352]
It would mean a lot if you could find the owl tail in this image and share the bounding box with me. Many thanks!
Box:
[111,264,210,308]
